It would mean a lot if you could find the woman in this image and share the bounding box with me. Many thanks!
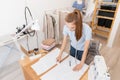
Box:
[56,9,92,71]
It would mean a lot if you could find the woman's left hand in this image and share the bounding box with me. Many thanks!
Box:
[73,62,84,71]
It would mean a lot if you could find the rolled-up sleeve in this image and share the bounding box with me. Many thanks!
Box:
[63,25,68,36]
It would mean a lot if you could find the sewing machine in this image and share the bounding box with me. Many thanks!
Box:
[88,55,110,80]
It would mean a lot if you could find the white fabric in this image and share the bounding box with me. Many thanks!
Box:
[31,48,68,75]
[41,56,89,80]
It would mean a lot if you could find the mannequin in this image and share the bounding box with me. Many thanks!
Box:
[72,0,85,11]
[83,0,96,23]
[77,0,82,4]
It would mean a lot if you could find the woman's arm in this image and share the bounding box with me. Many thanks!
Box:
[73,40,90,71]
[81,40,90,64]
[56,36,68,62]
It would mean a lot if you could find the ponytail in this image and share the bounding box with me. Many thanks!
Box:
[65,9,83,41]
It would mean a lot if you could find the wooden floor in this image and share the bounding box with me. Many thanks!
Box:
[93,34,120,80]
[0,29,120,80]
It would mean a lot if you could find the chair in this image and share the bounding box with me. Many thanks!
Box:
[85,39,102,65]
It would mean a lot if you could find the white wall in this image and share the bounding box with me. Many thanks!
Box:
[0,0,25,36]
[0,0,74,37]
[107,4,120,47]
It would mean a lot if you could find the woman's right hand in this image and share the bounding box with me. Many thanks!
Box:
[56,54,62,62]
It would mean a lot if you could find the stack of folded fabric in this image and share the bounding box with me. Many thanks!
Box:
[41,38,56,51]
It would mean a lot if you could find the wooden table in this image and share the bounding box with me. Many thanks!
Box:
[19,50,89,80]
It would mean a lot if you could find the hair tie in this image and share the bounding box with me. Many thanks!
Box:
[74,11,78,15]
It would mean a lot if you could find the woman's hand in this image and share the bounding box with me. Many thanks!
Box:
[73,62,84,71]
[56,54,62,62]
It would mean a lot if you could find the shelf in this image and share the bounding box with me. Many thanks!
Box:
[101,2,117,5]
[93,29,109,38]
[96,26,110,32]
[96,15,114,20]
[97,9,115,12]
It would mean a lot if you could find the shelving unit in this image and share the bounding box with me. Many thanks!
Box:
[91,0,120,38]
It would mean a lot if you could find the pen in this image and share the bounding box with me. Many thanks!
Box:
[69,61,71,66]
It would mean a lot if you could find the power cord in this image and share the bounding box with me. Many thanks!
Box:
[33,31,39,54]
[25,6,35,37]
[26,35,30,51]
